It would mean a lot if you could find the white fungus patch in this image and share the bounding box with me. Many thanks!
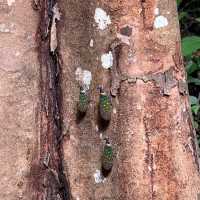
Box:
[94,8,111,30]
[101,51,113,69]
[7,0,15,6]
[154,8,159,15]
[89,39,94,47]
[154,15,168,29]
[93,170,106,183]
[75,67,92,89]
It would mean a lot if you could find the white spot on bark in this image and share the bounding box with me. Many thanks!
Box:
[99,133,103,139]
[154,8,159,15]
[82,70,92,86]
[117,33,130,45]
[56,194,62,200]
[94,8,111,30]
[148,166,152,172]
[113,108,117,114]
[93,170,106,183]
[0,23,15,33]
[90,39,94,47]
[101,51,113,69]
[15,51,20,57]
[154,16,168,29]
[7,0,15,6]
[75,67,92,89]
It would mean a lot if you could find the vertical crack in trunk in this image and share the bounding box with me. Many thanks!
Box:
[140,0,146,29]
[144,117,155,200]
[30,0,71,199]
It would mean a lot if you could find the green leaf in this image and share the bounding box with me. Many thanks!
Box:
[190,96,199,105]
[182,36,200,56]
[187,76,200,85]
[179,11,187,21]
[177,0,182,7]
[194,121,199,129]
[196,18,200,22]
[186,60,199,75]
[191,105,200,115]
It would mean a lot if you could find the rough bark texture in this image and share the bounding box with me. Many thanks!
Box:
[0,0,39,199]
[59,0,200,199]
[0,0,200,200]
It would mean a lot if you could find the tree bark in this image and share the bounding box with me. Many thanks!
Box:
[0,0,200,200]
[0,1,39,199]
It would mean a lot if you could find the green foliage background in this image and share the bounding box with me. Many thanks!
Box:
[178,0,200,146]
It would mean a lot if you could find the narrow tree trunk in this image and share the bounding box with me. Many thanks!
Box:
[0,0,200,200]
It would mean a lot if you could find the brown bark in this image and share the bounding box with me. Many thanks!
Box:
[0,1,39,200]
[0,0,200,200]
[60,0,200,199]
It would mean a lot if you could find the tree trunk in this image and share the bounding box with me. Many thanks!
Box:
[0,0,200,200]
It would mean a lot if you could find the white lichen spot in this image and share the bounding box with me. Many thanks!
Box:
[101,51,113,69]
[75,67,92,89]
[0,24,10,33]
[113,108,117,114]
[7,0,15,6]
[154,8,159,15]
[154,15,168,29]
[89,39,94,47]
[94,8,111,30]
[0,23,15,33]
[76,197,80,200]
[99,133,103,139]
[15,51,20,57]
[82,70,92,86]
[148,166,152,172]
[93,170,106,183]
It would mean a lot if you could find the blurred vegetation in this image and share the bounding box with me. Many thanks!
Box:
[178,0,200,146]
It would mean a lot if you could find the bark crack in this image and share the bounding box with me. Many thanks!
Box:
[140,0,146,29]
[30,0,71,199]
[185,107,200,172]
[144,117,155,200]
